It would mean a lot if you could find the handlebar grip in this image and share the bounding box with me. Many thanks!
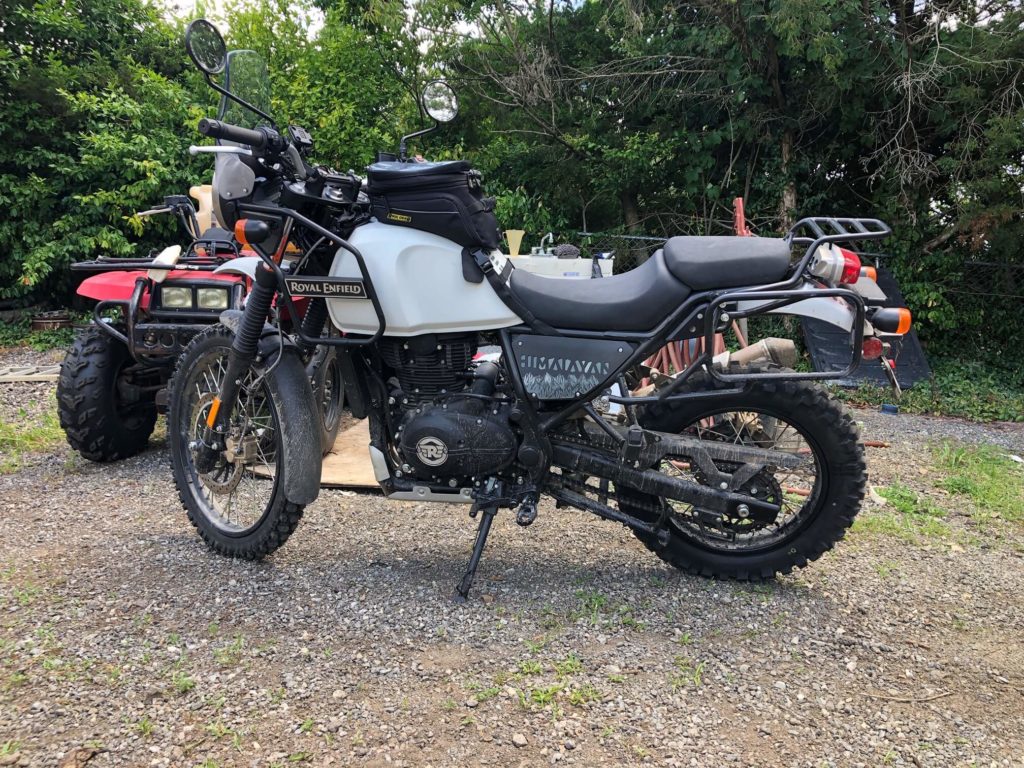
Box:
[197,118,267,149]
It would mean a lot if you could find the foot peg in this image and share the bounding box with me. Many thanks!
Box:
[515,501,537,527]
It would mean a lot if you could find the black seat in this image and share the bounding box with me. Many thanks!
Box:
[507,250,690,332]
[663,236,791,290]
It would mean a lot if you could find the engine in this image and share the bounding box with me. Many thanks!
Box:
[380,334,517,482]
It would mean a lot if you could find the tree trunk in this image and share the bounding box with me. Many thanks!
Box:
[620,188,641,233]
[779,128,797,231]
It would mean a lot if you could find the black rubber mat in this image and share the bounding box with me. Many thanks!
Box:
[802,267,931,389]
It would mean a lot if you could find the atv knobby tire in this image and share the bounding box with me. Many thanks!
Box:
[58,326,157,462]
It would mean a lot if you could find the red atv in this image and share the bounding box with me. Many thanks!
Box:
[58,193,343,461]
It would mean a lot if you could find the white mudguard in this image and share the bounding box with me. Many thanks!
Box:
[213,256,262,281]
[327,223,522,336]
[736,283,860,333]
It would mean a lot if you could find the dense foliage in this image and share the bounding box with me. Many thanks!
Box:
[1,0,1021,372]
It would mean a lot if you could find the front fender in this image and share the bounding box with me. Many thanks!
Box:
[213,256,263,282]
[736,283,864,333]
[216,311,322,503]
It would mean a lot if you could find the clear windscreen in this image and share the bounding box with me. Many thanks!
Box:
[218,49,273,129]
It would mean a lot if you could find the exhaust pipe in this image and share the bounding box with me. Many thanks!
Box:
[713,337,796,370]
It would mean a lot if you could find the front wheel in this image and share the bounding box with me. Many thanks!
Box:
[619,373,866,580]
[57,326,159,462]
[168,324,304,560]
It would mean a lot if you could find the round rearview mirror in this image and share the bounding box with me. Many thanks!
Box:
[422,80,459,123]
[185,19,227,75]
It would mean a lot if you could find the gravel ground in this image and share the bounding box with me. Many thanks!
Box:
[1,348,1022,768]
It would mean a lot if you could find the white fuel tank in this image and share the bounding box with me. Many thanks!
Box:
[326,222,522,337]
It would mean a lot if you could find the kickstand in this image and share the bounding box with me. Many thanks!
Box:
[453,505,497,603]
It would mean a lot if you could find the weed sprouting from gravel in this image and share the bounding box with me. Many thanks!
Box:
[933,441,1024,523]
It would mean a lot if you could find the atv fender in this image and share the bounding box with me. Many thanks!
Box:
[217,310,322,504]
[213,256,263,281]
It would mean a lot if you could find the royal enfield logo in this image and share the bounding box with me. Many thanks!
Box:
[415,436,448,466]
[285,277,367,299]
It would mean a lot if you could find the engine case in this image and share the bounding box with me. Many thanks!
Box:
[399,403,516,480]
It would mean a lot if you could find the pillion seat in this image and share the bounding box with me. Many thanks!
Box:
[663,236,791,289]
[504,236,793,333]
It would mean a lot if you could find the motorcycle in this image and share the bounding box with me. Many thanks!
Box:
[170,20,913,600]
[57,49,347,462]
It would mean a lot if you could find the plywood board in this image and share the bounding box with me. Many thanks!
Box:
[320,418,379,489]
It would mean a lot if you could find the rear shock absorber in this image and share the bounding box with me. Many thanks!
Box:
[193,261,279,473]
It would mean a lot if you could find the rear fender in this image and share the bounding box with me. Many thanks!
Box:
[735,283,865,333]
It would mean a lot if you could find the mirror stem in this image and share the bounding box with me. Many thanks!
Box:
[397,121,440,162]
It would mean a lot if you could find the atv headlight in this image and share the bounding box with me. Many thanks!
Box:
[161,286,193,309]
[196,287,229,310]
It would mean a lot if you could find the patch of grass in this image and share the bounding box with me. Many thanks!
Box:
[135,716,154,738]
[172,671,196,695]
[519,683,562,709]
[554,654,582,679]
[0,741,20,756]
[853,508,952,543]
[0,398,64,474]
[567,683,601,707]
[213,635,245,667]
[571,590,608,625]
[933,442,1023,523]
[669,656,706,690]
[853,482,954,544]
[517,660,542,676]
[834,357,1024,423]
[473,686,500,703]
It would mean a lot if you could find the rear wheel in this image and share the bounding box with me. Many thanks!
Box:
[169,325,303,559]
[57,326,158,462]
[619,373,865,580]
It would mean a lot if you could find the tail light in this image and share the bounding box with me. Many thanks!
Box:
[837,248,861,284]
[862,337,884,360]
[809,244,862,286]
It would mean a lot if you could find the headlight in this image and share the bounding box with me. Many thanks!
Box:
[196,287,229,310]
[161,286,193,309]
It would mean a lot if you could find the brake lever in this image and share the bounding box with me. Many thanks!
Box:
[136,206,173,217]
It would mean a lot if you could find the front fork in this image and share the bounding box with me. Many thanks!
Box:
[193,262,279,473]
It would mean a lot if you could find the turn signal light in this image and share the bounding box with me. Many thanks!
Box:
[895,307,912,334]
[870,307,913,334]
[860,265,877,281]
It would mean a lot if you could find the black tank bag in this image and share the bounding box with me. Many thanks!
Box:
[367,161,501,252]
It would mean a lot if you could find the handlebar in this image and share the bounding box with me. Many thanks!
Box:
[197,118,269,149]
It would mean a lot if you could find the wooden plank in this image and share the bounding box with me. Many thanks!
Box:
[0,365,61,383]
[320,418,379,489]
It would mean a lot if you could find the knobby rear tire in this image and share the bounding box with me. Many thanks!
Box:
[621,369,866,581]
